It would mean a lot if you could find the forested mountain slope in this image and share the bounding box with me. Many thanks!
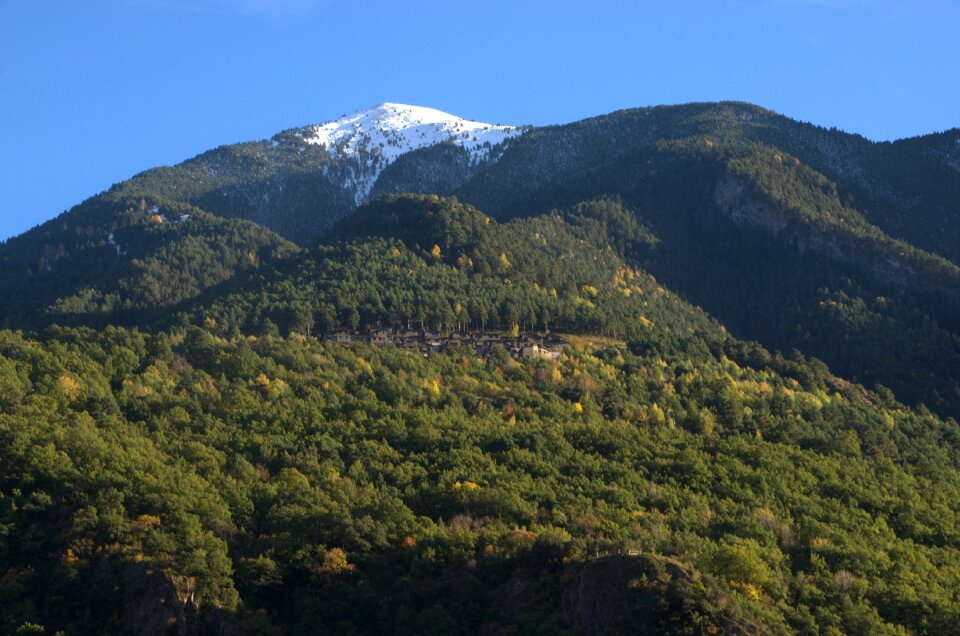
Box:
[106,104,520,243]
[31,104,959,421]
[459,102,960,263]
[4,143,959,420]
[3,309,960,634]
[162,187,960,420]
[449,105,960,418]
[2,103,960,634]
[176,195,695,341]
[0,193,297,329]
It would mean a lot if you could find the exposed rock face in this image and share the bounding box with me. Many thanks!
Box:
[565,555,653,635]
[562,554,770,636]
[80,558,181,636]
[714,175,790,235]
[712,174,959,301]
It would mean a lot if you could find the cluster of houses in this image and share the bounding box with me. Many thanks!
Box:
[324,327,566,360]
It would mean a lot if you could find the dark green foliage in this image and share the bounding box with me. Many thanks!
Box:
[451,105,960,418]
[0,194,297,329]
[108,136,355,242]
[182,195,697,340]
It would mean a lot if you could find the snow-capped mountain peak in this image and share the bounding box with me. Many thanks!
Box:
[300,103,522,203]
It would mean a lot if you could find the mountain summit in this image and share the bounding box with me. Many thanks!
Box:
[97,103,524,241]
[297,103,522,203]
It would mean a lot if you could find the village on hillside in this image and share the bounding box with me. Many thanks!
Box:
[323,327,566,360]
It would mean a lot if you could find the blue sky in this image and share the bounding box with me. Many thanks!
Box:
[1,0,958,241]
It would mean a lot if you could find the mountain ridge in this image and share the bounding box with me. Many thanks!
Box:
[4,102,960,635]
[91,102,521,242]
[3,100,959,418]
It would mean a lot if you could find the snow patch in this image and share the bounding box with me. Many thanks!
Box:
[108,232,125,256]
[301,103,522,204]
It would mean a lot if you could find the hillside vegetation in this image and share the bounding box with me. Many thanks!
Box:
[3,321,960,634]
[1,102,959,634]
[453,106,960,418]
[0,194,297,329]
[179,195,690,341]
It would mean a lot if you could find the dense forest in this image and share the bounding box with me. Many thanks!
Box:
[177,196,681,340]
[2,102,960,634]
[0,194,297,329]
[4,320,960,634]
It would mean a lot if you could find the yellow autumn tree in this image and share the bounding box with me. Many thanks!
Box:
[57,374,82,401]
[318,547,355,576]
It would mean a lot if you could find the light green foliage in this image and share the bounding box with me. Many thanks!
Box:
[1,323,959,633]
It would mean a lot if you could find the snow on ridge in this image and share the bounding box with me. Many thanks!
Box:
[301,103,522,203]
